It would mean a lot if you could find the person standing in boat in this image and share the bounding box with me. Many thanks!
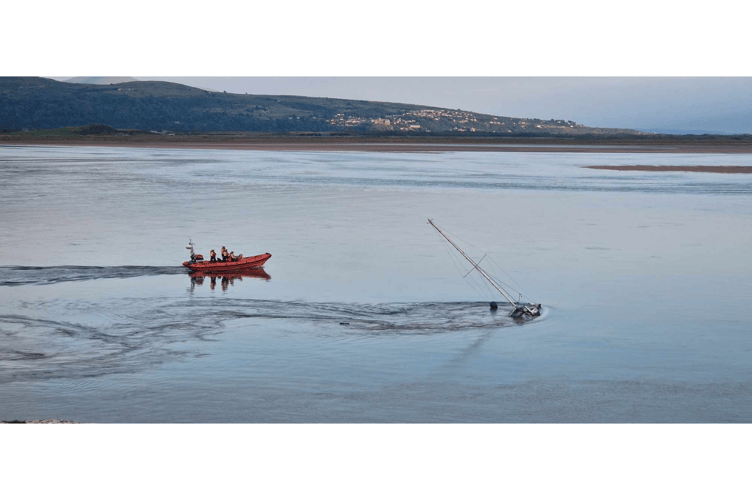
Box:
[221,246,228,262]
[210,249,217,263]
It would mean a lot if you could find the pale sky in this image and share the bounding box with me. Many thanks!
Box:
[135,77,752,134]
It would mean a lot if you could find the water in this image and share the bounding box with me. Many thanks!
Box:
[2,145,752,422]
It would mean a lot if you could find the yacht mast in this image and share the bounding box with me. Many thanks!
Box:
[428,219,517,306]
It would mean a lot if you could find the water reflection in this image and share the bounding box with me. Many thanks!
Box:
[189,267,271,292]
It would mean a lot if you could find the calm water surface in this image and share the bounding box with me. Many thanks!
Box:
[1,145,751,422]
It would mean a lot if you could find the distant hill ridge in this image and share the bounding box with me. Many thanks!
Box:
[65,77,139,85]
[0,77,644,135]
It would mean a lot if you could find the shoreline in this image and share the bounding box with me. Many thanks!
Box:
[4,137,752,154]
[585,165,752,173]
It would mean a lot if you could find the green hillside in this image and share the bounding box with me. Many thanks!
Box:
[0,77,642,135]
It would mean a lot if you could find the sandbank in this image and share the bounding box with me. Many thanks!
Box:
[584,165,752,173]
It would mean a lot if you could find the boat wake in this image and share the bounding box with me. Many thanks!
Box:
[0,297,533,383]
[0,265,187,286]
[211,299,523,334]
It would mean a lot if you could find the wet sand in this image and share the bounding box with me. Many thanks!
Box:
[585,165,752,173]
[4,136,752,154]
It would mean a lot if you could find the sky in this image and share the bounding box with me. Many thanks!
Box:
[133,77,752,134]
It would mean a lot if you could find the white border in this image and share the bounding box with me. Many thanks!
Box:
[6,1,751,76]
[3,1,750,498]
[4,424,750,499]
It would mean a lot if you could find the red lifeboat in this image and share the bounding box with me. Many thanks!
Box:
[183,252,272,271]
[183,239,271,271]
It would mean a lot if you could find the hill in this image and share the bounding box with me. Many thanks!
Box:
[64,77,139,85]
[1,77,644,135]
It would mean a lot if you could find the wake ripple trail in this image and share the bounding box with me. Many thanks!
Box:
[0,298,532,383]
[0,266,187,286]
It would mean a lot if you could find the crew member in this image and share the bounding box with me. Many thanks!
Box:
[210,249,217,263]
[221,246,228,262]
[229,251,236,262]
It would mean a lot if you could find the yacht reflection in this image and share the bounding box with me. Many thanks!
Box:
[189,267,271,291]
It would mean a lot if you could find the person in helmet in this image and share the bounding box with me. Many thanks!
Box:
[229,251,236,262]
[210,249,217,263]
[221,246,228,262]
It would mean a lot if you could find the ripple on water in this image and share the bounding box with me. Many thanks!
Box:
[0,296,541,384]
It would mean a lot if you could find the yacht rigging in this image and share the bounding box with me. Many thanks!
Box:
[428,219,541,319]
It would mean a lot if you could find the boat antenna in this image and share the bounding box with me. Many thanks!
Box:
[427,219,518,307]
